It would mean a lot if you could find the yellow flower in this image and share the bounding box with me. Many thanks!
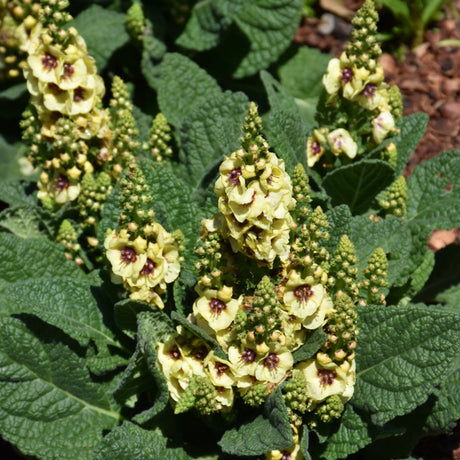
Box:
[104,230,147,284]
[307,135,325,168]
[204,352,238,389]
[302,293,334,330]
[228,345,258,380]
[372,110,395,144]
[193,287,242,332]
[322,57,342,97]
[283,270,325,321]
[128,286,165,310]
[37,172,80,205]
[327,128,357,159]
[266,440,303,460]
[254,347,294,384]
[297,355,348,403]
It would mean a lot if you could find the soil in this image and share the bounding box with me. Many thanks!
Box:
[294,0,460,250]
[295,2,460,458]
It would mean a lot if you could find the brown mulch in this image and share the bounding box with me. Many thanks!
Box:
[294,1,460,248]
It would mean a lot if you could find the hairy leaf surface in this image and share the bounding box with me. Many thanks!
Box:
[0,316,120,460]
[353,305,460,425]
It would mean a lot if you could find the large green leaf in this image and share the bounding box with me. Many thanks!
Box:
[219,387,293,455]
[94,422,192,460]
[393,113,429,177]
[278,46,331,128]
[179,90,249,191]
[261,71,308,172]
[406,150,460,231]
[232,0,302,78]
[0,135,28,182]
[0,278,118,349]
[71,5,130,71]
[157,53,221,127]
[322,159,395,215]
[0,315,121,460]
[0,205,46,239]
[348,215,412,286]
[0,233,86,284]
[353,304,460,425]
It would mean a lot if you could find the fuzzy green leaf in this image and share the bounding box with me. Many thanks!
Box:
[172,311,227,360]
[232,0,302,78]
[278,46,331,127]
[94,422,192,460]
[261,71,308,172]
[71,5,130,71]
[393,113,429,177]
[353,304,460,425]
[324,205,352,255]
[219,387,293,455]
[157,53,221,127]
[0,233,86,283]
[180,90,249,191]
[0,206,46,239]
[435,283,460,309]
[348,215,412,286]
[292,327,327,363]
[0,135,28,182]
[176,0,226,51]
[424,359,460,433]
[323,159,395,215]
[0,179,37,207]
[133,311,174,422]
[140,161,204,269]
[0,315,120,460]
[406,150,460,231]
[0,278,118,349]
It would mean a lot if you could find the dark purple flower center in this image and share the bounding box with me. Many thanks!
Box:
[264,353,280,371]
[294,284,313,302]
[73,87,85,102]
[311,141,322,156]
[214,362,229,377]
[53,174,69,191]
[168,345,181,360]
[227,167,242,185]
[140,258,155,276]
[192,345,209,363]
[362,83,377,98]
[317,369,336,386]
[340,67,353,83]
[209,298,226,315]
[62,63,75,79]
[120,247,137,264]
[281,452,292,460]
[241,348,256,364]
[42,52,58,72]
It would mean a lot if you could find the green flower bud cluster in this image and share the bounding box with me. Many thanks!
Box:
[241,102,269,161]
[323,292,358,364]
[117,161,154,235]
[360,247,388,305]
[291,205,331,284]
[125,2,146,41]
[387,86,403,121]
[175,375,220,415]
[78,172,113,233]
[0,0,42,80]
[38,0,72,43]
[345,0,381,70]
[241,382,270,407]
[291,164,312,209]
[149,113,173,162]
[56,218,82,264]
[194,227,224,288]
[283,369,311,427]
[330,235,359,300]
[109,76,139,176]
[381,142,398,167]
[233,276,284,349]
[314,394,345,424]
[377,175,408,218]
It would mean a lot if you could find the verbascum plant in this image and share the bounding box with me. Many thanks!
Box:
[307,0,403,169]
[104,161,182,309]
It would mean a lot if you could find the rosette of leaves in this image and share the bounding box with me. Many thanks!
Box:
[0,0,459,459]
